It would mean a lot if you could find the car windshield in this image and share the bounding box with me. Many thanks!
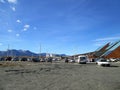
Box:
[80,57,86,60]
[101,59,107,62]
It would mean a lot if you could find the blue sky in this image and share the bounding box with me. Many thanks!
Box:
[0,0,120,55]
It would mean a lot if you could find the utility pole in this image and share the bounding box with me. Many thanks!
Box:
[7,44,9,57]
[74,48,78,61]
[39,44,41,60]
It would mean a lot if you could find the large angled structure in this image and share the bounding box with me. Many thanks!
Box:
[88,40,120,60]
[70,40,120,61]
[93,43,110,58]
[101,40,120,58]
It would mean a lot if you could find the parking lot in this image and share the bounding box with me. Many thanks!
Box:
[0,61,120,90]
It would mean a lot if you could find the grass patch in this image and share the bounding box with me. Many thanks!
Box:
[0,61,24,67]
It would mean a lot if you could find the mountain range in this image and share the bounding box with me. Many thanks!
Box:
[0,49,67,57]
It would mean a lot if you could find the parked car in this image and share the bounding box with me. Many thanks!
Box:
[109,58,117,62]
[40,58,46,62]
[6,57,12,61]
[0,57,5,61]
[69,59,75,63]
[21,57,28,61]
[32,58,40,62]
[65,58,69,63]
[116,58,120,62]
[12,57,19,61]
[52,58,58,61]
[96,58,110,67]
[47,57,52,63]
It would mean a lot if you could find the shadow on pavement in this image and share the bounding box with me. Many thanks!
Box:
[110,65,119,67]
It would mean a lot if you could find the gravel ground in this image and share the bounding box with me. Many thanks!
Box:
[0,61,120,90]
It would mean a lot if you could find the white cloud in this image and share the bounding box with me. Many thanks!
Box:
[16,19,21,23]
[94,36,120,42]
[93,42,105,46]
[23,28,27,31]
[11,6,16,11]
[16,34,20,37]
[93,36,120,46]
[23,24,30,31]
[8,29,13,32]
[0,43,3,46]
[0,0,5,3]
[24,24,30,28]
[7,0,17,4]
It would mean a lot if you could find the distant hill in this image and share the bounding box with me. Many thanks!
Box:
[0,49,67,57]
[0,49,38,56]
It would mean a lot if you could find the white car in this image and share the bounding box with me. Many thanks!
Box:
[69,59,75,63]
[96,59,110,66]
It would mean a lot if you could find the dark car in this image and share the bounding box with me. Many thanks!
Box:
[47,57,52,63]
[65,58,69,63]
[32,58,40,62]
[21,57,28,61]
[13,57,19,61]
[0,57,6,61]
[6,57,12,61]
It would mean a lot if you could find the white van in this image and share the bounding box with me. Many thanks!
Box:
[78,55,88,64]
